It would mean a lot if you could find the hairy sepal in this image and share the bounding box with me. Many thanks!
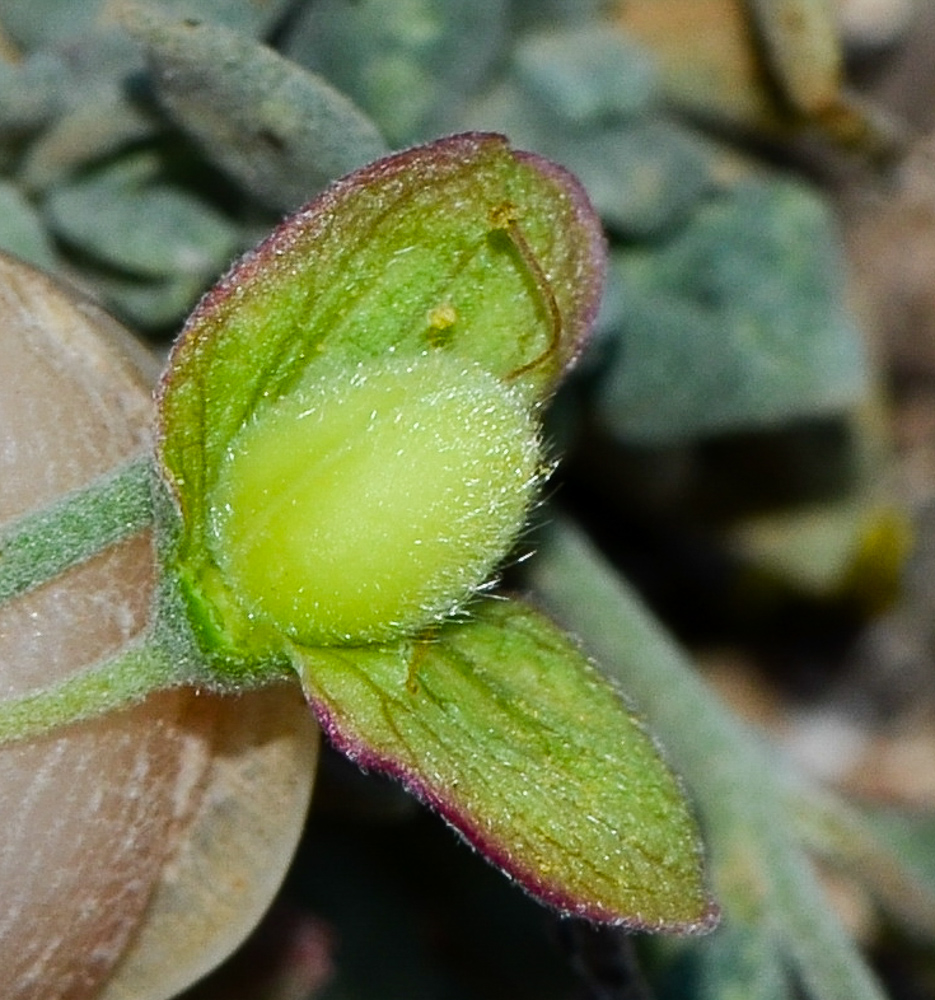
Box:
[293,598,715,931]
[155,132,605,666]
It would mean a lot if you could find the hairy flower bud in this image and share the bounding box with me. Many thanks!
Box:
[207,353,541,645]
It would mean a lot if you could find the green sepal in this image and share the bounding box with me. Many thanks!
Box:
[293,598,715,930]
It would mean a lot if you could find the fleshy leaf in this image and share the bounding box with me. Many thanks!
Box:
[156,133,605,665]
[43,151,239,279]
[0,180,57,270]
[282,0,509,146]
[512,26,657,124]
[123,3,389,211]
[293,598,715,931]
[598,180,867,443]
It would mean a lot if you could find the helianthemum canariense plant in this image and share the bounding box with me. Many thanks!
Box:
[0,133,715,931]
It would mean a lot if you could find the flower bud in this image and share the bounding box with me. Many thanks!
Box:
[207,352,541,645]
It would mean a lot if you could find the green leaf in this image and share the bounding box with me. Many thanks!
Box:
[156,133,605,667]
[655,913,792,1000]
[692,920,791,1000]
[512,27,657,124]
[790,784,935,941]
[0,181,57,270]
[82,269,223,332]
[597,180,867,443]
[0,53,63,137]
[144,0,298,38]
[282,0,509,146]
[22,92,155,192]
[3,30,156,190]
[122,3,389,211]
[43,151,239,279]
[294,598,715,930]
[0,0,102,49]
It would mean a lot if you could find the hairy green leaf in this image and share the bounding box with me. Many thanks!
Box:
[43,152,239,278]
[532,521,889,1000]
[123,4,388,211]
[0,181,57,269]
[598,181,867,442]
[283,0,509,146]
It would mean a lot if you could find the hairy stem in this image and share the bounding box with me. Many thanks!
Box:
[0,634,183,745]
[0,455,154,604]
[530,519,887,1000]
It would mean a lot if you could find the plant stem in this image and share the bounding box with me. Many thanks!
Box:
[529,519,887,1000]
[0,455,154,604]
[0,635,180,745]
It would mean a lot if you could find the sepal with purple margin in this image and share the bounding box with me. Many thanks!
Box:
[294,599,716,930]
[154,132,605,673]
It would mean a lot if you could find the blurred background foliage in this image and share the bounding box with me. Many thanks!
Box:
[5,1,935,998]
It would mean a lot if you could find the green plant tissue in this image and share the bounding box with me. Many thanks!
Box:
[0,54,63,138]
[126,7,388,211]
[0,181,57,270]
[0,0,102,50]
[8,30,155,191]
[86,271,221,331]
[282,0,509,146]
[512,26,657,123]
[42,152,239,280]
[510,0,610,32]
[596,180,868,443]
[144,0,297,37]
[466,85,712,237]
[0,0,293,50]
[459,28,713,238]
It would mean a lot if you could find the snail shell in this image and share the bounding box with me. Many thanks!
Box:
[0,252,318,1000]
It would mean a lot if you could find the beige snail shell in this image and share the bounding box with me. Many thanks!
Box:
[0,252,319,1000]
